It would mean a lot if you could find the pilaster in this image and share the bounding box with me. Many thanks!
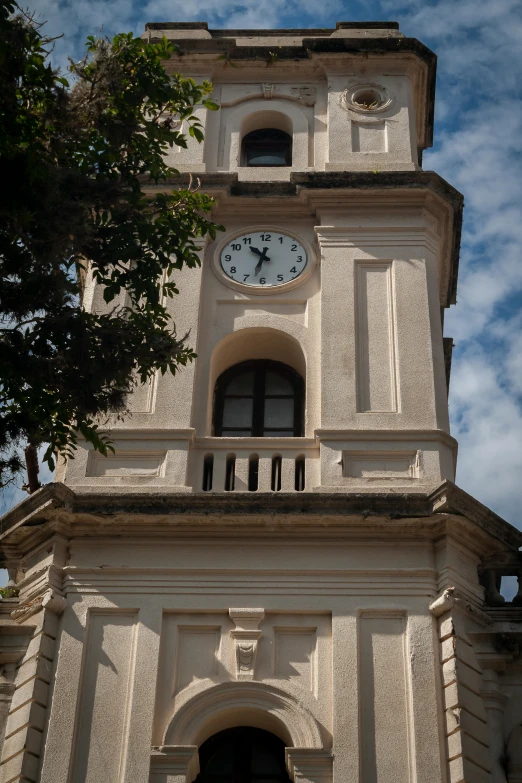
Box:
[430,589,492,783]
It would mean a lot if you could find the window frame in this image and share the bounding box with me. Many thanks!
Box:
[213,359,304,437]
[241,128,293,168]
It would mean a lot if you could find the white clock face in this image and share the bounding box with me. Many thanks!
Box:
[219,231,308,288]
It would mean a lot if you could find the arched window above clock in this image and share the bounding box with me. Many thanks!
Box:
[242,128,292,167]
[213,360,304,437]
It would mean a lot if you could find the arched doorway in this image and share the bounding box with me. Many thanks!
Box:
[195,727,292,783]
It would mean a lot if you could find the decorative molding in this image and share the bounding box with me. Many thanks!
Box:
[229,608,264,680]
[286,748,334,783]
[340,82,394,115]
[84,428,196,442]
[314,225,439,254]
[164,681,323,748]
[290,86,316,105]
[429,586,494,627]
[219,85,317,108]
[11,595,44,623]
[429,587,457,617]
[11,589,66,624]
[150,745,199,783]
[42,590,67,615]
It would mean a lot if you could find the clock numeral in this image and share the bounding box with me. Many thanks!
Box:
[278,236,284,244]
[259,277,266,284]
[230,266,237,273]
[243,274,250,282]
[289,267,297,273]
[231,243,241,251]
[243,237,252,245]
[291,244,297,251]
[260,233,271,241]
[277,275,284,282]
[297,256,303,262]
[224,254,232,262]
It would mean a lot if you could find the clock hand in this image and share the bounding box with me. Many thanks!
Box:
[250,246,270,276]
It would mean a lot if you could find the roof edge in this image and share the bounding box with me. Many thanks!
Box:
[1,481,520,553]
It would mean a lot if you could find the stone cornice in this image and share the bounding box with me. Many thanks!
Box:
[1,480,520,556]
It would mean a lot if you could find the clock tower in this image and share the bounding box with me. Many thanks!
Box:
[1,21,522,783]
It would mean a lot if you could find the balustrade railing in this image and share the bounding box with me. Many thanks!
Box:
[191,439,318,493]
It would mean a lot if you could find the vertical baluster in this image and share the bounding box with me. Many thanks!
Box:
[258,456,272,491]
[281,454,294,491]
[234,455,250,491]
[212,452,227,492]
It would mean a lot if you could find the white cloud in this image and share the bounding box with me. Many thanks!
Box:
[449,342,522,524]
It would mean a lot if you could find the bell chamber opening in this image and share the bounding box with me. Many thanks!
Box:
[194,727,292,783]
[213,360,304,438]
[242,129,292,167]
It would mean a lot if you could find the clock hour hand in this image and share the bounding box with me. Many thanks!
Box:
[250,245,270,276]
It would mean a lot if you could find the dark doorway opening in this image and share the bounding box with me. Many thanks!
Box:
[195,726,292,783]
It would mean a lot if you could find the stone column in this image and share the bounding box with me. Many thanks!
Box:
[481,670,508,783]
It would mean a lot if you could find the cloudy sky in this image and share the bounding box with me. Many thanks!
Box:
[2,1,522,584]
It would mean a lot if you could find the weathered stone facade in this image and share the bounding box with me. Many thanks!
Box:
[1,21,521,783]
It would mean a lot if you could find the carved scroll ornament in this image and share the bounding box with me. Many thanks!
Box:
[229,608,264,681]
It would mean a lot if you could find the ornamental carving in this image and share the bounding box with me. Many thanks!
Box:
[229,608,264,680]
[290,86,316,105]
[340,82,393,114]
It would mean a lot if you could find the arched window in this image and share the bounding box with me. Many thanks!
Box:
[242,129,292,167]
[213,360,304,437]
[195,727,292,783]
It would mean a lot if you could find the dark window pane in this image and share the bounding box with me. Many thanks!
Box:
[213,360,303,438]
[242,129,292,168]
[204,743,235,775]
[252,747,283,775]
[265,372,293,395]
[264,398,294,428]
[225,371,255,394]
[222,398,253,427]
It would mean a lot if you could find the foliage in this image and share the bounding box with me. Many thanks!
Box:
[0,1,222,489]
[0,585,19,599]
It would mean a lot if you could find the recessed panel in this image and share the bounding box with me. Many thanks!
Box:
[175,627,221,693]
[72,612,137,783]
[274,628,316,691]
[88,453,165,478]
[352,121,386,152]
[359,614,411,783]
[355,262,398,412]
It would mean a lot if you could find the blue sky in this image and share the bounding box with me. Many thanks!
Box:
[2,0,522,565]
